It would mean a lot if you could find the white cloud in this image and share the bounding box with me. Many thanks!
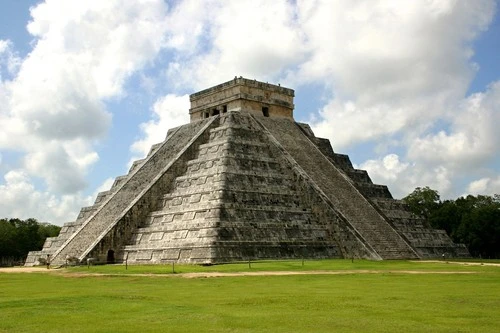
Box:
[164,0,306,90]
[93,177,115,195]
[358,154,452,198]
[0,0,169,222]
[1,0,169,186]
[359,154,409,183]
[0,170,93,224]
[467,176,500,196]
[0,40,21,78]
[304,1,495,149]
[131,94,190,158]
[408,81,500,169]
[356,79,500,198]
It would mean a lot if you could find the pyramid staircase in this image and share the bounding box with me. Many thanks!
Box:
[295,124,469,258]
[256,117,419,260]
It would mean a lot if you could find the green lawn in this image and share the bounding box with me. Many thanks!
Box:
[1,260,499,332]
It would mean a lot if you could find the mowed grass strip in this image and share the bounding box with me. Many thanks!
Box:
[0,261,499,333]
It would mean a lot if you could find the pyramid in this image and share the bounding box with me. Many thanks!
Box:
[25,77,469,266]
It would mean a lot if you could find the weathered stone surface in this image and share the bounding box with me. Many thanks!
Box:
[189,77,294,121]
[26,78,469,266]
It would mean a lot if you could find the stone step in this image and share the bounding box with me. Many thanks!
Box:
[355,183,392,199]
[94,190,113,205]
[128,159,145,173]
[110,175,129,190]
[147,143,162,157]
[346,169,372,184]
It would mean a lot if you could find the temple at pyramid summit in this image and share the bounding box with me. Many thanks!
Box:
[26,77,469,266]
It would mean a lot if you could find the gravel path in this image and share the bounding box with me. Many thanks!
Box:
[0,266,480,278]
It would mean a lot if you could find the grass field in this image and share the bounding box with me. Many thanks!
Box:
[1,260,499,332]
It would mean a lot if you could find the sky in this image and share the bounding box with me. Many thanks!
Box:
[0,0,499,225]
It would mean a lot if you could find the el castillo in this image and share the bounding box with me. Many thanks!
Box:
[25,77,469,266]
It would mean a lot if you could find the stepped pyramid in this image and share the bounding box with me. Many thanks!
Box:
[25,77,469,266]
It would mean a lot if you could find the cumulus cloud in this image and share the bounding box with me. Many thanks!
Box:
[467,176,500,196]
[131,94,190,158]
[164,0,305,90]
[0,169,93,223]
[358,154,453,198]
[409,81,500,168]
[0,40,21,79]
[0,0,169,223]
[2,0,169,187]
[305,0,496,149]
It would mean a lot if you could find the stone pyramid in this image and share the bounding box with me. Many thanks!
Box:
[26,78,469,266]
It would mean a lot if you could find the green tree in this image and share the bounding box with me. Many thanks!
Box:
[428,200,460,236]
[11,218,41,258]
[402,186,441,219]
[0,219,17,258]
[403,188,500,258]
[0,218,61,264]
[455,197,500,258]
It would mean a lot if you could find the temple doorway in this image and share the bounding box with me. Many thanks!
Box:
[107,249,115,264]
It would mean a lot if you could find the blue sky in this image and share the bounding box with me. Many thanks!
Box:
[0,0,499,225]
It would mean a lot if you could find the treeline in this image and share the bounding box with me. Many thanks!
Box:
[403,187,500,258]
[0,218,61,266]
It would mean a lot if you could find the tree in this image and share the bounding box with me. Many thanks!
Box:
[402,186,441,219]
[0,218,61,265]
[428,200,460,236]
[455,197,500,258]
[0,219,16,258]
[403,188,500,258]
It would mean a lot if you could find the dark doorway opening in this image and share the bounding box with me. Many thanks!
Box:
[262,107,269,117]
[222,105,227,113]
[212,109,220,116]
[107,249,115,264]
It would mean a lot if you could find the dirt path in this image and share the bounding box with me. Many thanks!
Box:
[3,260,497,277]
[416,260,500,267]
[0,267,479,278]
[178,270,477,278]
[0,267,50,273]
